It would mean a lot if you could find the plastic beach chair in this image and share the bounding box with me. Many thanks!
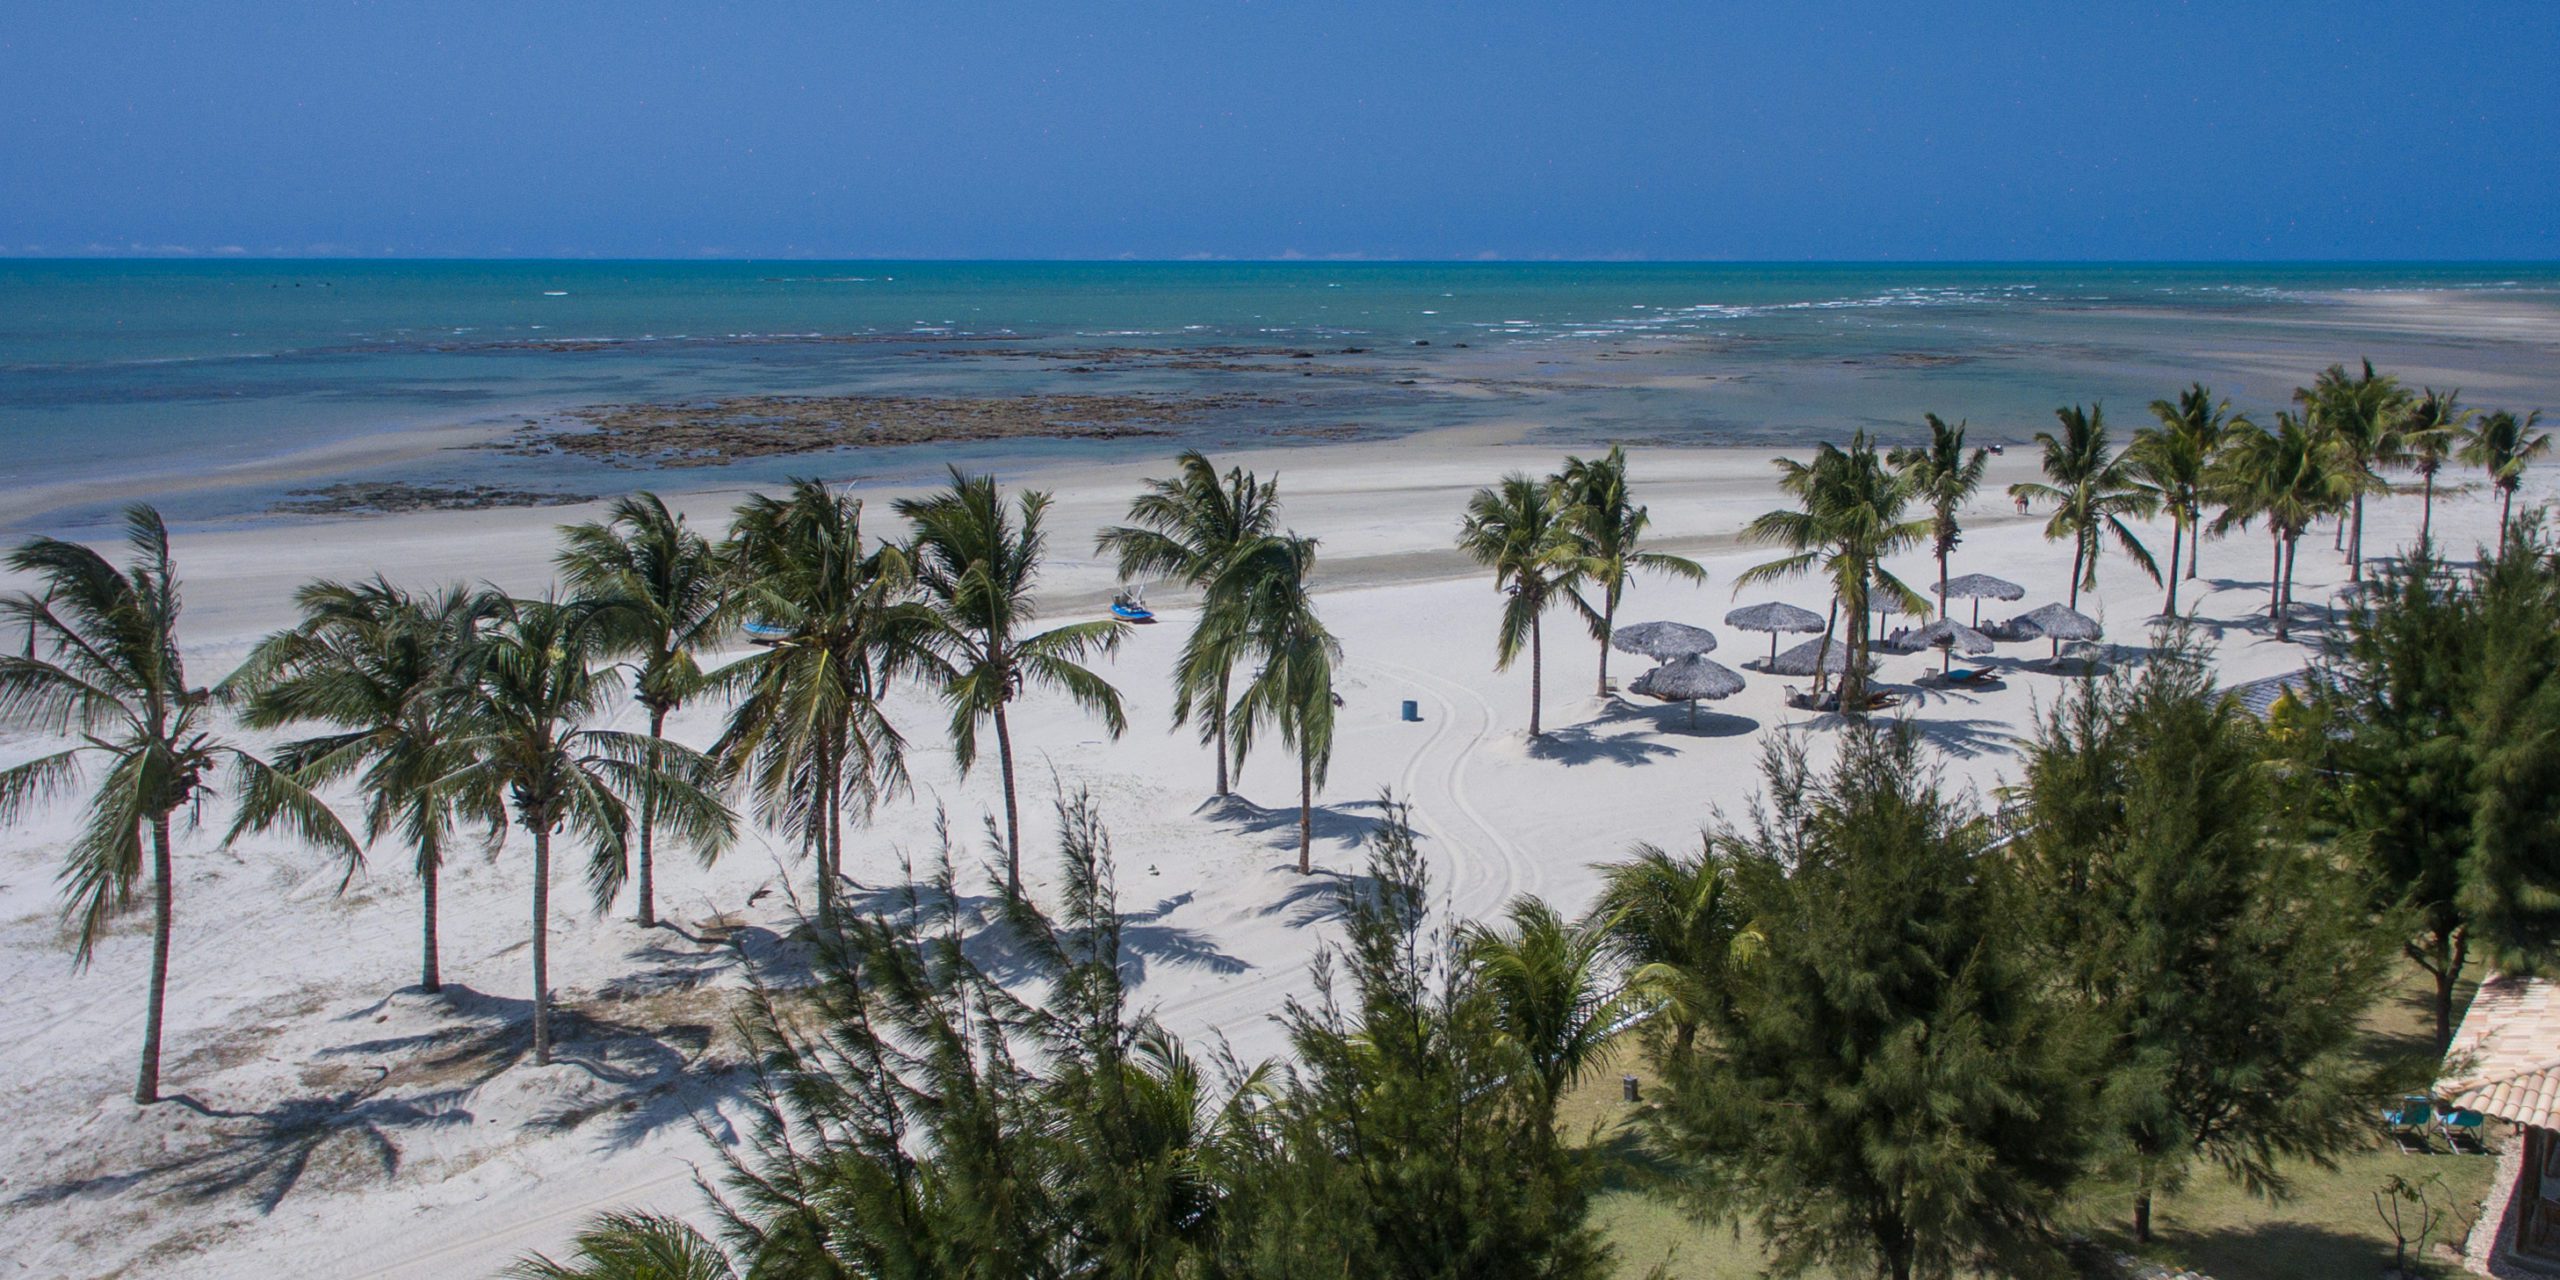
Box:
[2438,1107,2488,1152]
[2382,1095,2434,1151]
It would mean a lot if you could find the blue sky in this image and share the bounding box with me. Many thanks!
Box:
[3,2,2551,260]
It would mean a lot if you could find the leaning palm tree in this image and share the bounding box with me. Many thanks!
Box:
[2009,404,2161,611]
[558,493,730,928]
[234,578,494,993]
[1557,446,1706,696]
[0,506,356,1103]
[1095,451,1281,798]
[1888,414,1990,623]
[2302,360,2410,581]
[1462,895,1632,1131]
[2211,413,2341,641]
[1738,433,1931,711]
[898,469,1128,891]
[2463,408,2553,556]
[1457,473,1582,738]
[714,480,933,923]
[1220,533,1340,874]
[443,595,734,1065]
[2131,385,2243,614]
[2400,388,2471,550]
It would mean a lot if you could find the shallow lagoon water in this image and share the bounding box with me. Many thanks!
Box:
[5,260,2557,532]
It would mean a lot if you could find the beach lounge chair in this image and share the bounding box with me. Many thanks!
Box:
[2382,1095,2434,1151]
[2438,1107,2488,1152]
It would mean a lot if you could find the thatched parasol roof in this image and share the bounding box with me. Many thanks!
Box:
[1724,601,1826,634]
[1728,601,1827,664]
[1937,573,2026,602]
[1631,654,1746,702]
[1909,617,1995,657]
[2013,602,2102,641]
[1611,620,1718,660]
[1769,636,1857,677]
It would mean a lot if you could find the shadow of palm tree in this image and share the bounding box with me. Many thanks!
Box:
[1903,716,2023,760]
[1200,792,1384,853]
[9,1075,475,1217]
[1256,865,1390,928]
[1527,719,1684,766]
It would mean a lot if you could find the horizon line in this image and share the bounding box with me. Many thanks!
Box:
[5,254,2559,267]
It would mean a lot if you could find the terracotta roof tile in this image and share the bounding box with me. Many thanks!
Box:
[2440,974,2560,1129]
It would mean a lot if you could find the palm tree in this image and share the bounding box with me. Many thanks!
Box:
[2401,388,2471,550]
[2131,385,2242,614]
[444,596,734,1065]
[558,493,730,929]
[898,469,1128,891]
[1738,432,1931,711]
[1888,415,1990,623]
[2463,409,2553,556]
[2009,404,2161,611]
[714,480,932,923]
[1456,473,1582,738]
[2212,413,2340,641]
[506,1211,736,1280]
[1463,895,1632,1131]
[1557,446,1706,696]
[2303,360,2410,581]
[1591,839,1758,1058]
[1219,532,1340,874]
[1095,451,1281,798]
[0,506,356,1103]
[234,578,494,993]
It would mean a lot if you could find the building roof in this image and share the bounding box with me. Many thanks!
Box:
[2440,974,2560,1129]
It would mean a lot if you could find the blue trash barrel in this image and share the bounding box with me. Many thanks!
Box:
[1401,699,1420,722]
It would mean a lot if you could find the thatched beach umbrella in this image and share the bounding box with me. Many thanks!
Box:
[1769,636,1856,677]
[1909,616,1994,673]
[1726,601,1826,666]
[2014,601,2101,659]
[1611,620,1718,661]
[1936,572,2026,626]
[1630,653,1745,728]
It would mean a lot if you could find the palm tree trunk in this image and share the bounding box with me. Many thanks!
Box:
[1814,599,1838,697]
[531,823,552,1067]
[2163,517,2184,616]
[1298,750,1313,875]
[2501,486,2517,557]
[1528,614,1544,739]
[2187,508,2201,580]
[2066,531,2085,613]
[1596,588,1616,697]
[2273,529,2293,624]
[637,705,664,928]
[136,812,174,1104]
[2350,492,2365,581]
[995,701,1024,892]
[813,738,836,925]
[2278,533,2301,641]
[420,841,441,994]
[2420,471,2437,550]
[1937,549,1950,621]
[1213,671,1231,797]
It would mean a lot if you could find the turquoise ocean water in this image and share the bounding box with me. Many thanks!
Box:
[4,261,2557,531]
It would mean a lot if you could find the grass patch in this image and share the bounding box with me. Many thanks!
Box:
[1567,966,2502,1278]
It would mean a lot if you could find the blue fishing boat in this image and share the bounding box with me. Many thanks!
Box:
[1110,589,1155,623]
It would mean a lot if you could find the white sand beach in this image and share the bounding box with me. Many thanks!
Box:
[0,422,2540,1278]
